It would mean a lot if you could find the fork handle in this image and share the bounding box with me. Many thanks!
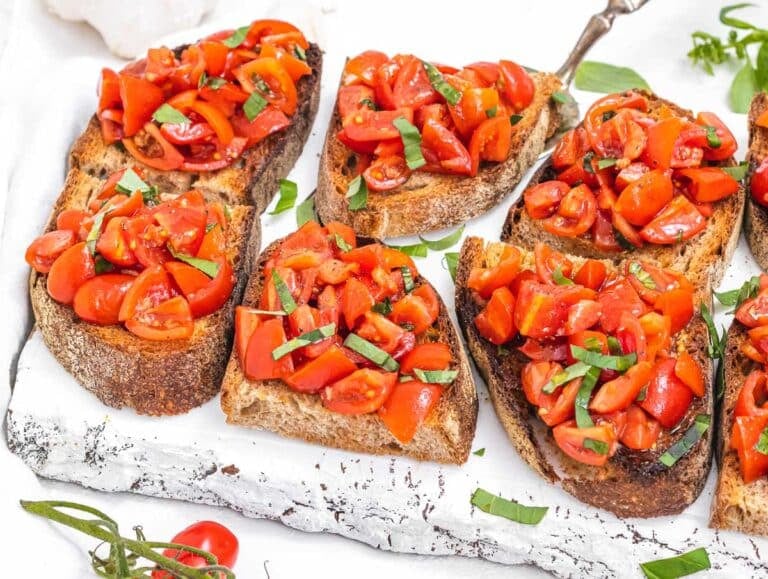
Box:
[556,0,651,85]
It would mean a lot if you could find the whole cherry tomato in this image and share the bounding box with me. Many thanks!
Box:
[152,520,238,578]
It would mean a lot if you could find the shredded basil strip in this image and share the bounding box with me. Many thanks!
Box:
[510,114,523,125]
[333,233,352,253]
[388,243,428,258]
[583,438,609,455]
[473,448,486,457]
[701,303,727,399]
[222,25,250,48]
[636,385,648,402]
[269,179,298,215]
[359,98,377,110]
[346,175,368,211]
[243,91,268,121]
[485,106,497,118]
[422,61,462,106]
[722,161,748,180]
[659,414,711,467]
[271,270,297,314]
[706,125,722,148]
[86,212,107,255]
[392,116,426,170]
[420,225,464,251]
[542,361,592,394]
[414,368,458,384]
[574,366,602,428]
[372,298,392,315]
[443,252,459,282]
[629,261,656,289]
[639,547,711,579]
[169,247,220,278]
[471,488,548,525]
[574,61,651,93]
[755,426,768,455]
[607,336,623,355]
[293,45,306,61]
[551,91,571,103]
[571,345,637,371]
[597,157,618,170]
[115,168,152,195]
[583,336,603,352]
[343,333,399,371]
[552,266,574,285]
[715,275,760,309]
[94,255,114,274]
[272,324,336,360]
[401,266,415,293]
[152,103,190,125]
[295,194,316,227]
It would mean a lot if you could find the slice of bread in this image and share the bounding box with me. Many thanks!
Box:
[710,323,768,536]
[455,236,714,517]
[503,91,746,289]
[220,237,479,464]
[315,72,562,239]
[29,167,256,415]
[745,92,768,270]
[69,44,322,212]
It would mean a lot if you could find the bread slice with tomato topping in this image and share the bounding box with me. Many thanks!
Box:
[744,92,768,270]
[27,167,255,415]
[316,53,562,238]
[711,274,768,536]
[220,220,478,463]
[503,90,745,288]
[455,237,714,517]
[68,20,322,212]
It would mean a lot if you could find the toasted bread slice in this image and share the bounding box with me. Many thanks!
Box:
[455,236,714,517]
[69,44,322,211]
[745,92,768,270]
[503,91,745,288]
[315,72,562,239]
[29,167,256,415]
[710,323,768,536]
[220,237,478,464]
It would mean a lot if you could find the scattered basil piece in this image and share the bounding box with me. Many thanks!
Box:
[169,247,220,278]
[333,233,352,253]
[198,71,208,89]
[444,252,459,281]
[86,212,106,255]
[659,414,711,467]
[94,255,114,274]
[115,168,152,195]
[372,298,392,316]
[509,114,523,126]
[343,333,399,371]
[701,303,727,399]
[597,157,618,170]
[269,179,298,215]
[272,270,297,314]
[205,223,217,234]
[715,275,760,309]
[272,324,336,360]
[571,345,637,371]
[574,61,651,93]
[551,91,571,103]
[419,225,464,251]
[401,266,415,293]
[393,117,426,170]
[294,45,306,61]
[755,425,768,455]
[243,91,268,121]
[142,187,160,207]
[346,175,368,211]
[731,61,759,114]
[543,361,592,394]
[471,488,548,525]
[485,106,497,118]
[359,98,377,110]
[296,194,316,227]
[423,61,462,106]
[583,336,603,352]
[722,162,749,180]
[574,366,602,428]
[414,369,458,384]
[607,336,623,355]
[639,547,711,579]
[552,266,574,286]
[205,76,228,90]
[473,448,486,457]
[387,243,428,258]
[152,103,190,125]
[705,126,722,148]
[629,262,656,289]
[583,438,609,455]
[636,385,648,402]
[222,25,250,48]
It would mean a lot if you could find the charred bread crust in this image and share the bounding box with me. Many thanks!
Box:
[220,238,478,464]
[29,168,256,415]
[455,236,714,518]
[503,90,746,289]
[69,44,323,212]
[315,71,562,239]
[710,324,768,536]
[745,92,768,271]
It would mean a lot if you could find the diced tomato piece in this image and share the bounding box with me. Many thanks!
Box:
[340,278,375,329]
[474,286,516,345]
[321,369,397,414]
[524,181,570,220]
[590,361,653,414]
[614,170,673,227]
[118,74,165,137]
[25,230,76,273]
[676,167,739,203]
[46,242,96,304]
[467,245,521,298]
[654,287,694,334]
[244,318,294,380]
[285,346,358,393]
[620,405,661,450]
[124,296,194,341]
[735,370,768,418]
[640,195,706,245]
[732,414,768,483]
[73,274,135,325]
[399,343,452,375]
[235,306,263,368]
[640,358,694,429]
[552,420,618,466]
[573,259,607,290]
[597,278,646,333]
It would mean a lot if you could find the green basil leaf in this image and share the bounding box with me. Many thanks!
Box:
[719,3,758,30]
[169,248,220,278]
[551,91,572,103]
[401,266,415,293]
[571,345,637,371]
[597,157,618,170]
[729,61,758,114]
[272,269,297,314]
[372,298,392,316]
[333,233,352,253]
[359,98,377,110]
[142,186,160,207]
[715,275,760,307]
[343,333,399,371]
[86,212,106,255]
[115,168,152,195]
[222,25,250,48]
[393,116,426,170]
[205,76,227,90]
[443,252,459,281]
[583,336,603,352]
[413,369,458,384]
[607,336,623,355]
[574,366,602,428]
[629,261,656,289]
[485,106,497,118]
[94,255,114,274]
[294,45,306,61]
[419,225,464,251]
[243,91,268,121]
[701,303,727,399]
[473,448,486,457]
[272,324,336,360]
[471,488,548,525]
[722,161,749,180]
[640,547,711,579]
[269,179,298,215]
[152,103,190,125]
[552,266,574,285]
[346,175,368,211]
[583,438,609,455]
[296,195,316,227]
[510,114,523,126]
[422,61,462,106]
[705,126,722,148]
[659,414,711,467]
[543,361,592,394]
[757,41,768,90]
[387,243,428,258]
[574,61,651,93]
[755,425,768,455]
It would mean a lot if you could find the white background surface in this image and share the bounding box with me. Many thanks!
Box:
[1,0,765,576]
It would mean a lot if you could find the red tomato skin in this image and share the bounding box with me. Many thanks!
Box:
[73,274,135,325]
[152,520,239,578]
[640,359,694,429]
[26,230,77,273]
[46,242,96,304]
[378,381,442,443]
